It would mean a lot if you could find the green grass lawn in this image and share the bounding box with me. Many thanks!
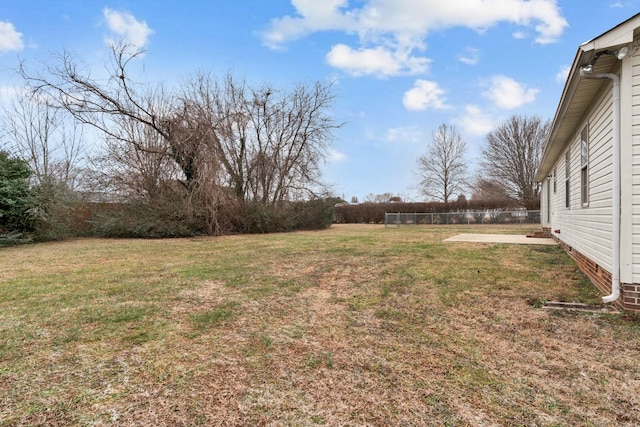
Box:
[1,224,639,426]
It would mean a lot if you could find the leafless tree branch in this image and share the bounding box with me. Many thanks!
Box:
[416,123,469,203]
[479,115,550,203]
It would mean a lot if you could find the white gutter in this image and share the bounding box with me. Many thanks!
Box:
[579,68,621,303]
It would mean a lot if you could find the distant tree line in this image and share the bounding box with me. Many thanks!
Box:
[415,116,549,211]
[334,198,538,224]
[0,44,342,242]
[344,113,548,225]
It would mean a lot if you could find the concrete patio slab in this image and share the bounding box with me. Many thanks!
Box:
[443,233,556,245]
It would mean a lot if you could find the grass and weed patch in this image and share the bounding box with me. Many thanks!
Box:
[189,301,240,332]
[306,351,334,369]
[0,224,636,425]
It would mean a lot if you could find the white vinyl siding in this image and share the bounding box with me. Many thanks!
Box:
[631,42,640,283]
[541,176,551,226]
[546,178,551,225]
[543,30,640,285]
[565,151,570,208]
[581,126,589,206]
[548,79,614,273]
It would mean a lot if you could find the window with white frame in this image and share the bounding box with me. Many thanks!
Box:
[565,150,570,208]
[580,126,589,206]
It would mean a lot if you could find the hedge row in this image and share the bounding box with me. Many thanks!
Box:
[333,199,540,224]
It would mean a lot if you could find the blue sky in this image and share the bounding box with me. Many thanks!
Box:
[0,1,638,201]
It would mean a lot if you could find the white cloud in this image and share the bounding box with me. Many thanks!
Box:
[263,1,569,82]
[264,0,567,46]
[385,126,426,144]
[103,8,153,50]
[326,44,429,77]
[263,1,567,78]
[326,148,347,163]
[483,75,539,109]
[512,30,528,39]
[0,21,24,53]
[456,105,495,136]
[609,1,627,7]
[261,0,353,49]
[555,65,570,84]
[458,47,480,65]
[403,79,447,111]
[0,85,24,107]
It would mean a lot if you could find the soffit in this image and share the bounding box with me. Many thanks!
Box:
[536,13,640,182]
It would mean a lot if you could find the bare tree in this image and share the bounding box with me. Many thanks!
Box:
[364,192,395,203]
[246,81,337,204]
[19,44,206,191]
[94,106,181,200]
[0,94,88,240]
[416,123,469,203]
[19,43,342,235]
[480,115,550,205]
[181,73,340,205]
[470,176,511,202]
[1,94,83,187]
[182,72,249,200]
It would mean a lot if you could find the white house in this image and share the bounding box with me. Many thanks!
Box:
[536,13,640,311]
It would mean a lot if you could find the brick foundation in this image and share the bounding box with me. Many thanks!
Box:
[527,226,552,238]
[553,235,638,312]
[622,284,640,312]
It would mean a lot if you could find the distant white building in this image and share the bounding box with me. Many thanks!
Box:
[536,13,640,311]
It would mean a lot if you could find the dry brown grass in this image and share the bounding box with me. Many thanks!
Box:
[1,224,639,426]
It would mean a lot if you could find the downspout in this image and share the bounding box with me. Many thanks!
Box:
[579,67,620,303]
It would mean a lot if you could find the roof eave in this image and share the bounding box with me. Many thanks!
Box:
[535,48,586,182]
[535,13,640,183]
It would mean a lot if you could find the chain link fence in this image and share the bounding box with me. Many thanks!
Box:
[384,210,540,227]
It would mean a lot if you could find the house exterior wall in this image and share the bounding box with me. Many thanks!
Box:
[543,177,552,226]
[631,36,640,285]
[546,81,615,274]
[540,178,548,225]
[537,20,640,311]
[539,34,640,310]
